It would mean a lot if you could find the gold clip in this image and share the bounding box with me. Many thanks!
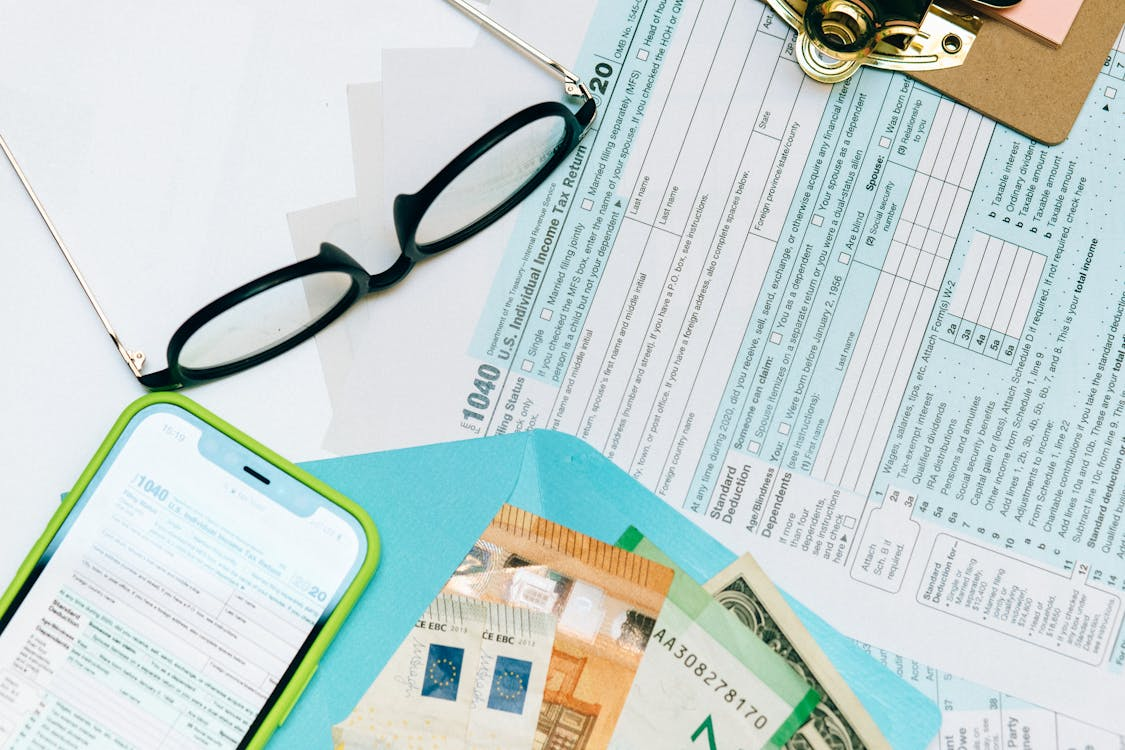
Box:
[763,0,982,83]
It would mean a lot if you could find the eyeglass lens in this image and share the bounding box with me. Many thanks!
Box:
[414,113,570,246]
[177,271,356,370]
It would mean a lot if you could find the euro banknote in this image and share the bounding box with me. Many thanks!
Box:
[333,594,556,750]
[443,504,675,750]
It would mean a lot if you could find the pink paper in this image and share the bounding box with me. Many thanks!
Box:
[971,0,1084,47]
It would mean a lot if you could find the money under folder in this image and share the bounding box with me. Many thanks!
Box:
[269,429,942,749]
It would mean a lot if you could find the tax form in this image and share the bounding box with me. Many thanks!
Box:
[320,0,1125,735]
[858,643,1125,750]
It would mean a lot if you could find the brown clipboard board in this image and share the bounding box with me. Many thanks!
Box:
[910,0,1125,145]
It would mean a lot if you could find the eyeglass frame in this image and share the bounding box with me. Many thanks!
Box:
[1,0,596,391]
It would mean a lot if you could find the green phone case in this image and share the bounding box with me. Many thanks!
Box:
[0,392,380,749]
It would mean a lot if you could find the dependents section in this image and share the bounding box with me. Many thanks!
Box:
[688,71,995,518]
[549,0,831,500]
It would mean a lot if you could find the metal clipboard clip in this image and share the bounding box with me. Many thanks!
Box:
[763,0,1017,83]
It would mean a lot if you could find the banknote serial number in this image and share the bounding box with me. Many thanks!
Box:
[650,628,769,730]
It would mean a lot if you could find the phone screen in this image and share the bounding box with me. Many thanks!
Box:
[0,404,367,749]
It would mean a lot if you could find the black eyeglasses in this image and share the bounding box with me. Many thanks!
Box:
[2,0,596,390]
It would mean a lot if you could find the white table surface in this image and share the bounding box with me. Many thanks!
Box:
[0,1,473,581]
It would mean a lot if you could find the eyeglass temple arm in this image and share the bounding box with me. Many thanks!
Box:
[0,133,147,378]
[444,0,594,104]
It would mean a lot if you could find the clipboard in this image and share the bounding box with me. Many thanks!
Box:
[911,0,1125,144]
[270,429,942,749]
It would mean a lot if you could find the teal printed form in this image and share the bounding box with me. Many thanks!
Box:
[690,53,1124,733]
[875,92,1122,579]
[461,0,1124,731]
[686,70,982,500]
[858,641,1125,750]
[469,0,673,382]
[693,57,1124,593]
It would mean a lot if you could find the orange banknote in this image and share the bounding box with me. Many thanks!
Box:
[444,505,674,750]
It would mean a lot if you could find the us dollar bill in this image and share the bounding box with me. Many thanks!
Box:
[705,554,890,750]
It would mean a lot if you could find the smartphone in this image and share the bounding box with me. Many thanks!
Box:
[0,394,378,749]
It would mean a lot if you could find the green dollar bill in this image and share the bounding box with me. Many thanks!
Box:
[614,529,820,750]
[705,554,891,750]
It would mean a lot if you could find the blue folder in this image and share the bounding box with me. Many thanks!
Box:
[274,429,940,748]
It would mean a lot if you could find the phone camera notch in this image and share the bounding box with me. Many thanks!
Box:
[243,466,271,485]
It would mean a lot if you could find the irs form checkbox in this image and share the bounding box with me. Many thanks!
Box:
[879,136,891,148]
[748,441,761,453]
[1107,86,1118,100]
[778,422,791,435]
[770,331,783,344]
[580,198,594,211]
[839,252,851,264]
[521,359,534,372]
[540,308,553,321]
[637,48,650,61]
[811,214,824,227]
